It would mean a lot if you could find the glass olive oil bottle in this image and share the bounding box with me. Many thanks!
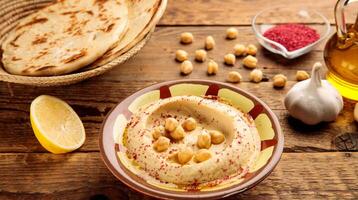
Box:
[324,0,358,101]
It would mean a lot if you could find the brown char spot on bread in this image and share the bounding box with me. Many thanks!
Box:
[98,13,108,21]
[34,50,48,60]
[16,17,48,30]
[22,65,56,73]
[94,0,106,11]
[94,0,107,4]
[72,29,83,36]
[80,20,90,26]
[104,23,115,32]
[49,41,57,46]
[32,37,47,45]
[9,42,19,48]
[9,32,24,47]
[86,10,94,15]
[145,7,152,13]
[61,10,80,15]
[35,65,56,71]
[11,57,21,61]
[61,49,87,64]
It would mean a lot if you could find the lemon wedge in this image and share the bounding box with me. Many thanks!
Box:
[30,95,85,154]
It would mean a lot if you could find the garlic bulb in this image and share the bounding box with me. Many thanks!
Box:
[284,62,343,125]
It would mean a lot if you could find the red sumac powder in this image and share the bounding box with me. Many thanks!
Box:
[263,24,320,51]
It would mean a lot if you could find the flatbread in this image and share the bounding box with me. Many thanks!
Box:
[87,0,162,68]
[1,0,128,76]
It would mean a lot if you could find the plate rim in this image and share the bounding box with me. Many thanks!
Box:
[99,79,284,199]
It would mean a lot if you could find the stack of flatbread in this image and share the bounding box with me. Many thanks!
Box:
[0,0,164,76]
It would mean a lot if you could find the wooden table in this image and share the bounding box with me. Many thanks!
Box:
[1,0,357,199]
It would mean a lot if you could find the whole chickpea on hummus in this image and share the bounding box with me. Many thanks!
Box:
[120,95,261,190]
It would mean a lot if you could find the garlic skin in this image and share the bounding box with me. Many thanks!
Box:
[284,62,343,125]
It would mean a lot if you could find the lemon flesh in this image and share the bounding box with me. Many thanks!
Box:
[30,95,85,154]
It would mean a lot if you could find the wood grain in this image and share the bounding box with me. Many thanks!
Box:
[0,152,357,199]
[1,1,358,199]
[159,0,341,25]
[92,26,332,82]
[0,80,356,153]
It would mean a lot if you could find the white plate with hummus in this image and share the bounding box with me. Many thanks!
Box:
[100,79,284,199]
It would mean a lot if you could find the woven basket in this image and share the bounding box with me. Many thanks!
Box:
[0,0,166,86]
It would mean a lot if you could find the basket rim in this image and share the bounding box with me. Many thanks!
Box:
[0,0,167,86]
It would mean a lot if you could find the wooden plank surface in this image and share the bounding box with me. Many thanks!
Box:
[0,25,356,153]
[0,152,357,199]
[95,26,330,82]
[1,26,332,84]
[159,0,338,25]
[0,80,356,153]
[1,0,358,199]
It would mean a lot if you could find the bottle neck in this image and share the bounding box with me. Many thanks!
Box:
[334,0,349,39]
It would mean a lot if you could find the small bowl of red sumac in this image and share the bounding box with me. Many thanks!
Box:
[252,6,330,59]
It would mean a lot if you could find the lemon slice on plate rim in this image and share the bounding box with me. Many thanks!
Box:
[30,95,85,154]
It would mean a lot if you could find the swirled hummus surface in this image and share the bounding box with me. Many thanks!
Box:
[123,95,260,189]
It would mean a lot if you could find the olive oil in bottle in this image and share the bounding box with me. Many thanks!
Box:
[324,16,358,100]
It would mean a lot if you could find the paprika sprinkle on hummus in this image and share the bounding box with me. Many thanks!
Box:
[122,95,261,190]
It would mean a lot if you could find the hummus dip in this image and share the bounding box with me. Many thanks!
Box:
[123,95,261,189]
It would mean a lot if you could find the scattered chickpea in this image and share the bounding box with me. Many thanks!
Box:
[205,36,215,50]
[226,27,238,39]
[175,50,188,62]
[180,32,194,44]
[207,60,219,75]
[195,49,207,62]
[234,44,247,56]
[152,125,165,140]
[296,70,310,81]
[177,147,194,164]
[243,55,258,69]
[246,44,258,56]
[249,69,263,83]
[170,125,185,140]
[227,71,242,83]
[180,60,193,75]
[273,74,287,88]
[182,117,197,131]
[224,53,236,66]
[209,130,225,144]
[194,149,212,163]
[197,131,211,149]
[165,117,179,132]
[153,136,170,152]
